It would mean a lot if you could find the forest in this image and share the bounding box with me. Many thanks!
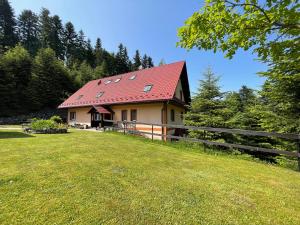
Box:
[0,0,154,116]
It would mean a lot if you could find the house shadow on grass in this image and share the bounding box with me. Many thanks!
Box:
[0,131,34,139]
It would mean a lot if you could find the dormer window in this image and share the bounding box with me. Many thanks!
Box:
[143,85,153,92]
[104,80,111,84]
[76,95,83,100]
[115,78,121,83]
[129,75,136,80]
[96,92,104,98]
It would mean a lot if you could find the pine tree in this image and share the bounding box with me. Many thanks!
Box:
[17,10,40,56]
[85,39,95,67]
[115,43,130,74]
[141,54,148,69]
[185,67,229,139]
[63,22,77,66]
[147,56,154,68]
[28,48,73,109]
[49,15,64,60]
[94,37,103,66]
[133,50,141,70]
[39,8,52,48]
[0,0,18,53]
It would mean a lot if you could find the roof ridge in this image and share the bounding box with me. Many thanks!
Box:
[92,60,185,82]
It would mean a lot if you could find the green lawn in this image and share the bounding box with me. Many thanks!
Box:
[0,130,299,225]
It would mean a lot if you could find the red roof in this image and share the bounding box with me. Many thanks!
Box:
[58,61,190,108]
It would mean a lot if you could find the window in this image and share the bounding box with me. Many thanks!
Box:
[94,113,101,121]
[76,95,83,100]
[115,78,121,83]
[143,84,153,92]
[171,109,175,122]
[130,109,137,121]
[70,112,76,121]
[121,110,127,121]
[180,90,183,101]
[129,75,136,80]
[104,80,111,84]
[96,92,104,98]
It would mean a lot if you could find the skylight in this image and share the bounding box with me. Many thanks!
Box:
[104,80,112,84]
[96,92,104,98]
[76,95,83,100]
[129,75,136,80]
[114,78,121,83]
[143,85,153,92]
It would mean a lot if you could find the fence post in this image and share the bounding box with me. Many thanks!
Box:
[123,121,126,135]
[152,124,154,141]
[297,138,300,172]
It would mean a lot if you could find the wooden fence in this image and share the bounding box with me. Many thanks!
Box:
[103,120,300,171]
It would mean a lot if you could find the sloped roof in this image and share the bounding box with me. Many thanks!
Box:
[58,61,190,108]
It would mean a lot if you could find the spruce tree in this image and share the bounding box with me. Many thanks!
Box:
[133,50,141,70]
[29,48,73,109]
[147,56,154,68]
[115,43,130,74]
[185,67,229,139]
[94,38,103,66]
[63,22,77,66]
[49,15,64,60]
[39,8,52,48]
[0,0,18,53]
[17,10,40,56]
[141,54,148,69]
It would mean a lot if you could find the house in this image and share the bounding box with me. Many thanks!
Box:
[58,61,191,139]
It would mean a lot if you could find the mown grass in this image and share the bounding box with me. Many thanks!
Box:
[0,129,299,225]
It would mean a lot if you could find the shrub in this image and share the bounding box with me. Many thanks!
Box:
[50,115,63,124]
[31,119,58,130]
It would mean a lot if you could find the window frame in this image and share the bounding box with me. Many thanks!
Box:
[70,112,76,121]
[96,91,104,99]
[129,75,136,80]
[121,110,128,121]
[143,84,153,92]
[130,109,137,121]
[170,109,175,122]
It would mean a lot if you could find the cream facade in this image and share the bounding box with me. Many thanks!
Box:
[67,102,185,140]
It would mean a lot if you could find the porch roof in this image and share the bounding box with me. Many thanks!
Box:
[89,105,111,114]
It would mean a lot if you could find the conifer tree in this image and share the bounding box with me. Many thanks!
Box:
[29,48,73,109]
[94,37,103,66]
[133,50,141,70]
[63,22,77,66]
[0,0,18,53]
[1,45,32,114]
[17,10,40,56]
[141,54,148,69]
[185,67,229,139]
[49,15,64,59]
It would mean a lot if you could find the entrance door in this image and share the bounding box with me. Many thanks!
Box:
[91,112,101,127]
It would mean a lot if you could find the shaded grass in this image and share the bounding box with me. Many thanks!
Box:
[0,130,299,225]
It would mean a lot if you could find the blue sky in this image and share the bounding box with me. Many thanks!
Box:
[10,0,266,93]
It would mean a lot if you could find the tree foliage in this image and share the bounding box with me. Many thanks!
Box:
[178,0,300,132]
[0,1,155,116]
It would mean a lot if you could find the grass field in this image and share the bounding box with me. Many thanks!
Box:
[0,129,299,225]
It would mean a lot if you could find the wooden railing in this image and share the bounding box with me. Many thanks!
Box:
[103,120,300,171]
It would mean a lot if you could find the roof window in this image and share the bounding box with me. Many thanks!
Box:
[104,80,112,84]
[76,95,83,100]
[143,85,153,93]
[129,75,136,80]
[114,78,121,83]
[96,92,104,98]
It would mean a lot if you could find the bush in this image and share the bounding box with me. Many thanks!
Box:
[31,119,58,130]
[50,115,63,124]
